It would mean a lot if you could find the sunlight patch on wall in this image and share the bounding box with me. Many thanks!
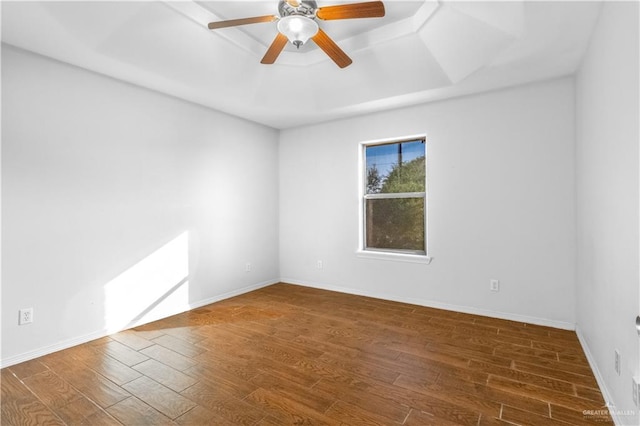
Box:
[104,231,190,333]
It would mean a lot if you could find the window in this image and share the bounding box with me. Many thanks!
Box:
[361,137,427,256]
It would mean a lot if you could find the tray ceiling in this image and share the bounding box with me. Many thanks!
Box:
[1,1,602,129]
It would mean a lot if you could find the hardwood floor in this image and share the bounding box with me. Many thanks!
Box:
[1,283,611,425]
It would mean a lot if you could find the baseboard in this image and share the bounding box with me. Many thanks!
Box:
[187,279,278,311]
[575,326,621,425]
[0,329,108,370]
[281,278,576,331]
[0,278,278,369]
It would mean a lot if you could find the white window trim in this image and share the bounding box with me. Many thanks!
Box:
[357,134,432,264]
[356,249,433,264]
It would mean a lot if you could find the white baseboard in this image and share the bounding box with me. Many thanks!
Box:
[187,279,278,311]
[0,278,278,369]
[575,326,621,426]
[0,329,110,370]
[281,278,576,331]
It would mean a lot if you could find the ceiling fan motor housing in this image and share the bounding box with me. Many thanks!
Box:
[278,0,318,18]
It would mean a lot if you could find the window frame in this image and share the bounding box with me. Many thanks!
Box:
[358,135,431,263]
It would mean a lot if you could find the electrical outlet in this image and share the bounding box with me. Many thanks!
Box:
[18,308,33,325]
[614,349,621,375]
[490,279,500,292]
[245,262,251,272]
[632,377,639,407]
[317,260,323,269]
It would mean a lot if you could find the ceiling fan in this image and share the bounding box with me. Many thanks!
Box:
[208,0,385,68]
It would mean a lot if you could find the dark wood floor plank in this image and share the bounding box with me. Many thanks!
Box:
[38,352,81,375]
[512,360,599,388]
[190,351,261,383]
[47,363,131,409]
[94,340,150,367]
[250,371,335,413]
[426,341,513,368]
[183,364,257,400]
[1,398,66,426]
[377,379,483,425]
[173,404,233,425]
[139,344,197,372]
[574,384,606,403]
[2,369,35,400]
[492,342,559,361]
[393,374,501,418]
[128,327,165,341]
[80,408,124,425]
[469,359,577,394]
[8,360,49,380]
[1,369,66,425]
[22,370,84,409]
[315,351,401,384]
[122,376,195,419]
[133,359,198,392]
[395,349,470,371]
[83,354,143,386]
[478,413,518,425]
[404,408,465,425]
[501,404,574,425]
[180,381,266,425]
[325,399,404,426]
[151,334,208,358]
[244,387,339,425]
[313,377,411,424]
[292,334,396,367]
[1,283,609,426]
[487,375,600,412]
[107,396,177,425]
[255,357,321,388]
[499,349,594,377]
[228,317,302,341]
[109,330,155,351]
[54,396,117,425]
[436,373,552,417]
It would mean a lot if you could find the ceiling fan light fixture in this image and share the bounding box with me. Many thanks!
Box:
[277,15,319,48]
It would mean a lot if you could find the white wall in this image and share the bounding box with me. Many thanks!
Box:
[280,78,576,328]
[575,2,639,424]
[1,46,280,366]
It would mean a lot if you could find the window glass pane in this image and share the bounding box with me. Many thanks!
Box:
[366,140,425,194]
[365,198,425,252]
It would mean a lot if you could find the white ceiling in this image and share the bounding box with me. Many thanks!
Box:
[1,1,602,129]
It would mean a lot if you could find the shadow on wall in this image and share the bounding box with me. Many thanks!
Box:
[103,231,190,333]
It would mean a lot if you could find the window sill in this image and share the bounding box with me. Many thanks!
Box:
[356,250,433,264]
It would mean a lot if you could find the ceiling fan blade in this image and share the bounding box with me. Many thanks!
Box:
[208,15,277,30]
[261,33,289,64]
[316,1,385,20]
[312,29,353,68]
